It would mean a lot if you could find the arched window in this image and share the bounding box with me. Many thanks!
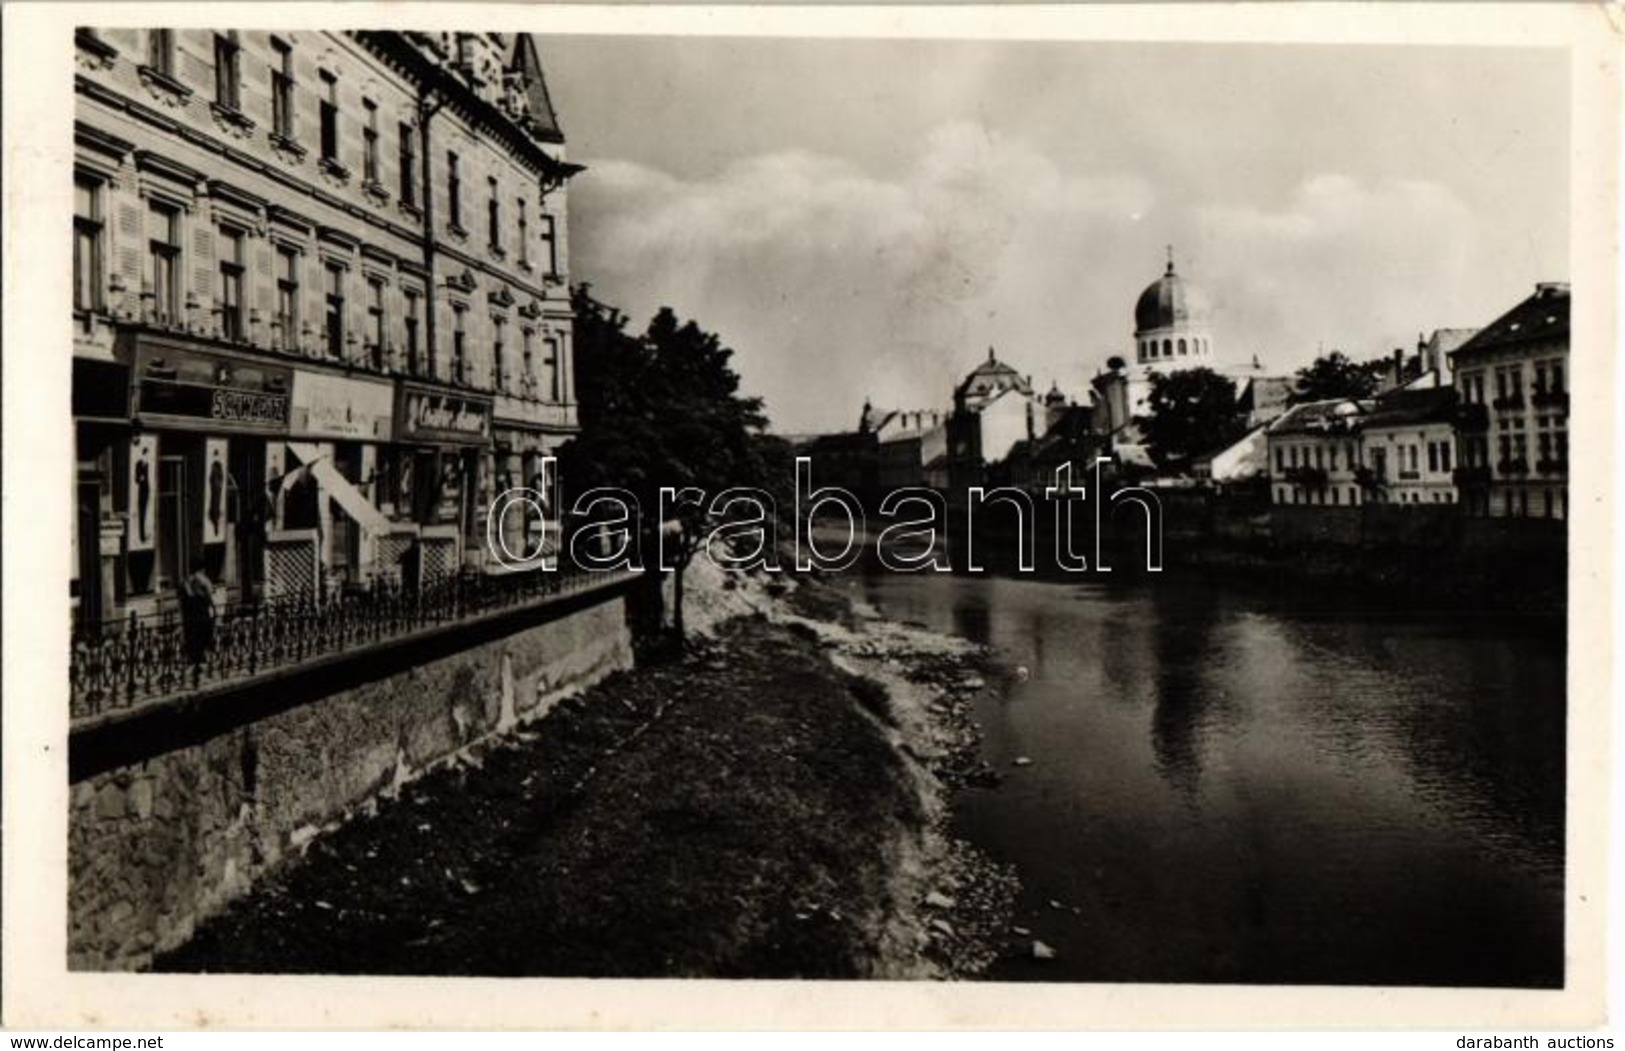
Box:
[1162,339,1172,357]
[1178,338,1187,355]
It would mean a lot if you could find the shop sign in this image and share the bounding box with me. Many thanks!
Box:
[291,371,394,440]
[396,382,492,445]
[132,340,291,434]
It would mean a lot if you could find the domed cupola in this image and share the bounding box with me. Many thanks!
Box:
[955,346,1033,410]
[1132,247,1214,367]
[1135,259,1191,334]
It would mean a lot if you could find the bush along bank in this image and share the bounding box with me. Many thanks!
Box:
[153,561,1018,979]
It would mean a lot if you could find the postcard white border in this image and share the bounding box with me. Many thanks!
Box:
[3,1,1616,1031]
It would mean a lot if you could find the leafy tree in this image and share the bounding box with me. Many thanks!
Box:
[560,288,772,643]
[1140,368,1247,470]
[1291,350,1387,403]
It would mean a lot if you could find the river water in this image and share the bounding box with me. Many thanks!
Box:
[845,568,1566,987]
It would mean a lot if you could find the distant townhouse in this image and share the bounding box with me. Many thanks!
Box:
[1448,282,1569,519]
[1266,399,1366,507]
[72,29,580,627]
[1359,386,1461,505]
[859,403,948,492]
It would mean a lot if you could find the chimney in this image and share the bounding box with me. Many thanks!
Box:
[1393,348,1404,387]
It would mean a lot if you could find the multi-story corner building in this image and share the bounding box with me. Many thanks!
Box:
[1266,398,1367,507]
[1448,282,1570,519]
[1359,386,1461,505]
[71,29,579,626]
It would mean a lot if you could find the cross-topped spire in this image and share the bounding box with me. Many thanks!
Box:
[1166,244,1176,275]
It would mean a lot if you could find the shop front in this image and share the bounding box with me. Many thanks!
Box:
[394,380,494,579]
[123,334,292,615]
[491,395,576,568]
[274,369,398,598]
[72,357,133,626]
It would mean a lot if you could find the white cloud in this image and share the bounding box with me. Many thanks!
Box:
[571,122,1155,432]
[1196,175,1482,365]
[570,125,1491,432]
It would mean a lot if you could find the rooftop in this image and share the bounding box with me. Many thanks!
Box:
[1451,283,1570,359]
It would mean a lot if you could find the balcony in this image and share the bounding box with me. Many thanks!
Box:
[70,564,636,725]
[1453,402,1490,431]
[1396,470,1421,481]
[1353,466,1385,490]
[1491,393,1526,411]
[1452,466,1492,487]
[1535,457,1568,476]
[1496,457,1530,476]
[1280,465,1329,488]
[1531,388,1569,412]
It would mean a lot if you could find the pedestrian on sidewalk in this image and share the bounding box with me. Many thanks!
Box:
[179,555,217,669]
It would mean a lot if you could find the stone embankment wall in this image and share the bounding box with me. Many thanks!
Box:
[69,590,636,971]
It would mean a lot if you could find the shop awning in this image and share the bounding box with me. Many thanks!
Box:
[285,441,392,533]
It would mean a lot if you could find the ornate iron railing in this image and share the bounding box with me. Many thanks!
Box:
[69,564,634,723]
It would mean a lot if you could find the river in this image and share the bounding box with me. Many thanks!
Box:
[844,567,1566,987]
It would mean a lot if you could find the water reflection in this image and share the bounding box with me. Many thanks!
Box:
[852,567,1565,987]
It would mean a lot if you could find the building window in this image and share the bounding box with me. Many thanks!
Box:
[147,29,175,77]
[366,277,386,368]
[447,151,463,230]
[362,98,380,183]
[271,38,295,139]
[147,200,181,325]
[1274,447,1284,472]
[1427,442,1439,474]
[319,70,339,163]
[276,245,300,348]
[73,175,103,313]
[1178,338,1187,356]
[403,288,422,375]
[325,262,345,357]
[1551,361,1565,394]
[1440,441,1451,472]
[521,328,535,396]
[398,122,417,206]
[492,315,507,391]
[487,178,502,253]
[518,200,529,266]
[540,214,557,276]
[214,32,241,110]
[218,227,246,341]
[452,304,467,384]
[544,336,561,401]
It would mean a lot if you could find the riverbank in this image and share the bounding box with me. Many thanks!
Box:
[153,561,1019,978]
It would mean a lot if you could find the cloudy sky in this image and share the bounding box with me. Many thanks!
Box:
[538,36,1568,433]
